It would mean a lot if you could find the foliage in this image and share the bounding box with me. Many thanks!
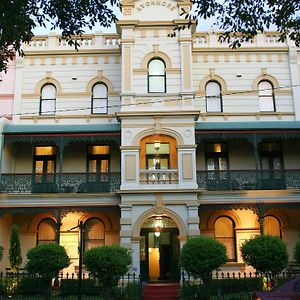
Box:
[16,276,48,295]
[83,245,132,287]
[0,246,3,262]
[25,243,70,281]
[181,277,263,300]
[294,239,300,265]
[0,0,119,71]
[175,0,299,48]
[9,224,22,273]
[60,278,140,299]
[180,237,227,285]
[241,235,288,278]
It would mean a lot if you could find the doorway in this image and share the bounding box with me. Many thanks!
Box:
[140,216,180,282]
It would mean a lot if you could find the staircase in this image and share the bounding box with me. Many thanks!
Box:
[142,282,180,300]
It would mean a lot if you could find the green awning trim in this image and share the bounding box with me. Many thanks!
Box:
[3,123,121,134]
[195,121,300,131]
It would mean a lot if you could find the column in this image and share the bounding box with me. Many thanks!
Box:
[178,145,198,189]
[187,204,200,237]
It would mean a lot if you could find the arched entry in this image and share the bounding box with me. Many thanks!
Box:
[140,216,180,282]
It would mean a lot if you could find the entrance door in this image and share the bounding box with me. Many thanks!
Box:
[140,228,180,282]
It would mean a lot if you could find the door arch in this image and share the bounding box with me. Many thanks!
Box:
[140,216,180,281]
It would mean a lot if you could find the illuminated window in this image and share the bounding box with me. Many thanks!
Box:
[215,216,236,261]
[148,59,166,93]
[258,80,275,112]
[84,218,105,250]
[92,83,108,114]
[40,84,56,115]
[263,215,281,237]
[37,218,56,244]
[146,143,170,170]
[205,81,222,112]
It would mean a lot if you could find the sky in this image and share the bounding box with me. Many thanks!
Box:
[32,6,217,36]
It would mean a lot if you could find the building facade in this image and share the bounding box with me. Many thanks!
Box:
[0,0,300,281]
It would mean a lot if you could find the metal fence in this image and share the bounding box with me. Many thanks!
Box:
[0,271,141,300]
[180,270,294,300]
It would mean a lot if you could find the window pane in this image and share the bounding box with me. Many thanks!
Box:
[146,143,169,155]
[100,160,109,173]
[206,82,221,96]
[35,146,56,156]
[206,82,222,112]
[41,84,56,99]
[259,96,274,111]
[93,98,107,114]
[38,219,56,244]
[215,217,235,260]
[207,97,221,112]
[263,216,280,237]
[149,77,165,92]
[41,99,55,115]
[149,60,164,75]
[259,81,274,111]
[89,145,110,155]
[93,83,107,98]
[258,81,272,96]
[35,161,43,174]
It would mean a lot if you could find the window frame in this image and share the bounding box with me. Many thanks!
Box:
[214,216,237,262]
[205,81,223,113]
[258,80,276,112]
[91,82,108,114]
[84,218,105,251]
[36,218,57,245]
[263,215,282,238]
[147,58,166,93]
[40,83,56,115]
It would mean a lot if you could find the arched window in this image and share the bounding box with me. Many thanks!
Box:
[84,218,105,251]
[205,81,222,112]
[91,83,108,114]
[214,216,236,261]
[37,218,56,245]
[263,215,281,237]
[258,80,275,112]
[148,58,166,93]
[40,84,56,115]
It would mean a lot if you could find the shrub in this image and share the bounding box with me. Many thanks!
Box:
[9,225,22,272]
[26,243,70,283]
[0,246,3,262]
[294,239,300,265]
[241,235,288,279]
[180,277,262,300]
[83,245,132,287]
[16,276,49,295]
[180,237,227,285]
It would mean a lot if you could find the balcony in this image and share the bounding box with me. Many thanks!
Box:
[197,170,300,191]
[139,170,179,184]
[0,173,121,194]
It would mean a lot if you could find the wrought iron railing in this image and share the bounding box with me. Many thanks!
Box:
[197,169,300,191]
[139,169,178,184]
[0,271,141,299]
[0,172,121,194]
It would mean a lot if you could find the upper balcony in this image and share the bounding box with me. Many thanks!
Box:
[193,31,288,49]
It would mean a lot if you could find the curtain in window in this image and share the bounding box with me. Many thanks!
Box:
[40,84,56,115]
[206,81,222,112]
[37,219,56,244]
[148,59,166,93]
[215,217,236,260]
[92,83,108,114]
[263,215,281,237]
[258,81,275,111]
[85,218,105,250]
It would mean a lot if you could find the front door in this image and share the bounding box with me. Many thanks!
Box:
[140,227,180,282]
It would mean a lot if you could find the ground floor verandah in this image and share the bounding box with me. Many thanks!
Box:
[0,190,300,279]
